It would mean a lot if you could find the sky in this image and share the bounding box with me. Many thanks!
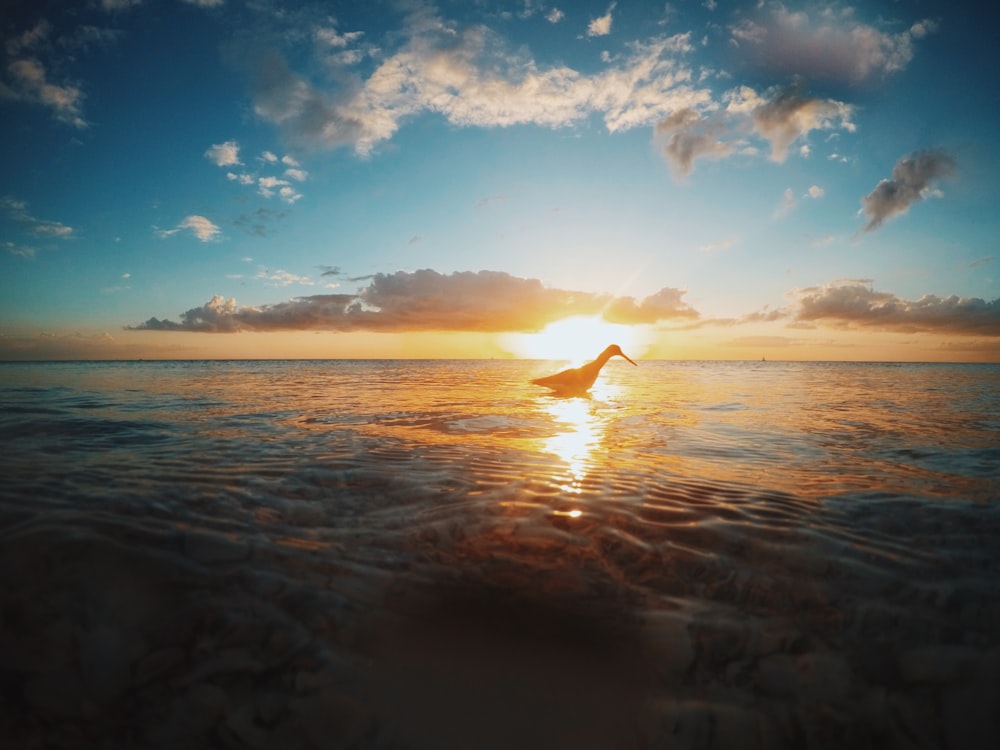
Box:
[1,0,998,361]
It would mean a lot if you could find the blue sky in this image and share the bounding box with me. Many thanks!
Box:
[1,0,997,360]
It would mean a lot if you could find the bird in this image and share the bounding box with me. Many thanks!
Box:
[531,344,637,395]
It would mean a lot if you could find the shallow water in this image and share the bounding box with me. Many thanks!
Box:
[1,359,999,748]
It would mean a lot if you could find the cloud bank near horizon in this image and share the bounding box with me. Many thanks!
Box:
[785,281,1000,337]
[128,271,1000,339]
[128,269,700,333]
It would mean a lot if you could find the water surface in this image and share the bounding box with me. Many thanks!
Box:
[1,360,998,748]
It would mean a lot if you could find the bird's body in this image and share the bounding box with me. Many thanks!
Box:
[531,344,637,395]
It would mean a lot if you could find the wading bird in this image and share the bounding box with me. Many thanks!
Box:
[531,344,637,395]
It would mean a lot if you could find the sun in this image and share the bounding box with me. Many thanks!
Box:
[501,315,647,363]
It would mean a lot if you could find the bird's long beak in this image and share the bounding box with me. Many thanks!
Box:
[621,352,637,366]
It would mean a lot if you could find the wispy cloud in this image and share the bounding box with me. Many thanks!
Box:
[100,0,143,11]
[730,7,937,85]
[860,149,956,232]
[256,268,313,287]
[1,21,91,128]
[1,196,74,241]
[3,240,36,258]
[129,269,698,333]
[156,215,222,242]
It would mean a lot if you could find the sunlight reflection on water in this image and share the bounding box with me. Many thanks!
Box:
[1,360,999,748]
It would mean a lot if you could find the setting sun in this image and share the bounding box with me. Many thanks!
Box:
[501,316,647,363]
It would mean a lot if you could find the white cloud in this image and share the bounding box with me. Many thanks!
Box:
[315,26,364,48]
[278,186,303,204]
[284,168,308,182]
[547,9,565,24]
[205,140,241,166]
[157,215,222,242]
[807,185,825,199]
[257,269,313,286]
[242,9,709,156]
[588,3,617,37]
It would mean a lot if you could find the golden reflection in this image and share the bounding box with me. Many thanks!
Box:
[540,383,621,495]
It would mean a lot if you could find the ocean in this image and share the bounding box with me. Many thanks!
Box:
[1,359,998,749]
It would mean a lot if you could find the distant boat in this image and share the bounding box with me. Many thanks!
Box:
[531,344,637,395]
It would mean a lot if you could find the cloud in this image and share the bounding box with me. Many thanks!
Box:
[129,269,699,333]
[256,268,313,286]
[1,21,93,128]
[655,83,852,176]
[1,196,74,239]
[860,149,956,232]
[215,147,307,202]
[547,9,565,24]
[790,281,1000,336]
[588,3,616,37]
[807,185,824,199]
[238,7,709,156]
[731,7,937,85]
[156,215,222,242]
[1,57,87,128]
[101,0,142,10]
[654,108,733,177]
[748,82,854,162]
[963,256,994,270]
[3,240,36,258]
[205,140,241,166]
[256,176,302,203]
[698,237,737,253]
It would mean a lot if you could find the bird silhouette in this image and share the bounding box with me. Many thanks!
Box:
[531,344,637,395]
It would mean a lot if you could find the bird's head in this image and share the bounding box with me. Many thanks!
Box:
[605,344,637,366]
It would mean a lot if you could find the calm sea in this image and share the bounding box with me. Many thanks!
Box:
[1,359,998,749]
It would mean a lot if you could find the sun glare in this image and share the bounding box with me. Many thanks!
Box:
[502,316,645,364]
